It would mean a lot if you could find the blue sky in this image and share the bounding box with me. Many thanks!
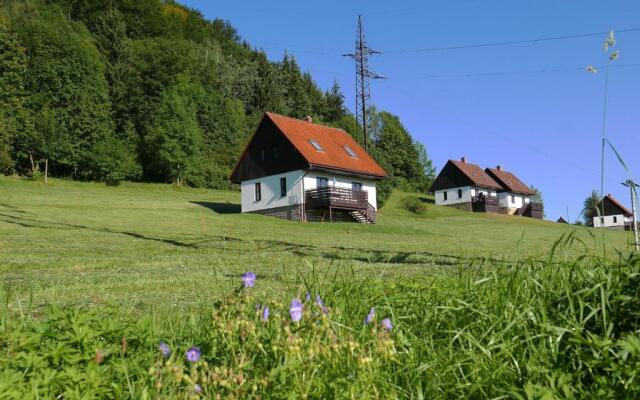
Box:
[183,0,640,222]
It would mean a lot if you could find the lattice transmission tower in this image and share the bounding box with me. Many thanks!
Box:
[343,15,385,151]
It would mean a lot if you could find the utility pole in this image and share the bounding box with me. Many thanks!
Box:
[343,15,385,151]
[622,180,639,251]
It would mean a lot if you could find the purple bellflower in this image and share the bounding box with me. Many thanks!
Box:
[290,298,303,322]
[365,307,376,325]
[186,346,201,363]
[242,272,256,288]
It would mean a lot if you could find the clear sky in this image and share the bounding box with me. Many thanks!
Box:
[182,0,639,222]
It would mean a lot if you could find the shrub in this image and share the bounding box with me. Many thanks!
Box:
[401,196,427,214]
[85,137,141,185]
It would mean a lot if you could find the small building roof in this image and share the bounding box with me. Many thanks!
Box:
[602,194,633,217]
[485,166,536,195]
[556,217,568,224]
[230,113,387,183]
[265,113,387,179]
[430,158,502,192]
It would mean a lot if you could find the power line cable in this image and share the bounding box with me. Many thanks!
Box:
[393,62,640,80]
[384,27,640,54]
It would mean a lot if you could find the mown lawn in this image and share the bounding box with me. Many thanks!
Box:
[0,176,632,311]
[1,177,639,399]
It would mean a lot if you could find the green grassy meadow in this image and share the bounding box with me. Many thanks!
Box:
[1,177,639,398]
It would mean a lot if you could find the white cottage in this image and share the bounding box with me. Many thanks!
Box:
[593,194,634,229]
[230,112,387,223]
[429,158,502,212]
[485,166,543,218]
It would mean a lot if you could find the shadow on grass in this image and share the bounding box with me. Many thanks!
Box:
[191,201,240,214]
[0,212,197,248]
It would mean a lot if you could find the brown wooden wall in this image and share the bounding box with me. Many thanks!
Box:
[230,117,309,183]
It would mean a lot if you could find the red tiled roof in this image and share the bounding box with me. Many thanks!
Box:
[265,112,387,179]
[449,160,502,190]
[485,167,536,195]
[603,194,633,216]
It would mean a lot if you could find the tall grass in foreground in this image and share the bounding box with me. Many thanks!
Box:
[1,247,639,398]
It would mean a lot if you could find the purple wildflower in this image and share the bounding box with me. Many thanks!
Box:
[306,292,311,301]
[158,341,172,358]
[185,346,201,363]
[242,271,256,288]
[290,298,303,322]
[381,318,393,332]
[365,307,375,325]
[315,294,328,314]
[262,306,270,322]
[194,384,202,394]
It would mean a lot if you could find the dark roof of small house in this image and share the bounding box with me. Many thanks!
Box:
[602,194,633,217]
[485,167,536,195]
[556,217,568,224]
[430,159,502,192]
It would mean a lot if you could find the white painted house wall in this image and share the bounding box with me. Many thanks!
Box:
[435,186,472,206]
[593,214,630,228]
[302,171,378,209]
[435,187,498,206]
[240,170,379,212]
[497,193,531,210]
[240,170,305,213]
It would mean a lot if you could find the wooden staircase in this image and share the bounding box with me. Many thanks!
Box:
[349,204,377,224]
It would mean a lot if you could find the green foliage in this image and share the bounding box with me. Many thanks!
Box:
[0,0,433,191]
[2,250,639,398]
[85,137,141,185]
[148,77,204,186]
[401,196,428,214]
[582,190,602,226]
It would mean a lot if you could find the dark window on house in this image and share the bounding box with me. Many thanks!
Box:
[343,145,358,158]
[352,182,362,191]
[272,144,278,159]
[280,177,287,197]
[317,177,328,188]
[309,139,324,151]
[510,195,515,204]
[254,182,261,201]
[443,191,448,201]
[260,147,266,161]
[613,216,618,223]
[458,189,463,199]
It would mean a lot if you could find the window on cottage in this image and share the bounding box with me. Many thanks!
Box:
[260,147,266,161]
[613,216,618,223]
[254,182,261,201]
[309,139,324,151]
[317,177,328,188]
[280,177,287,197]
[510,195,515,204]
[443,191,448,201]
[352,182,362,192]
[272,144,278,159]
[343,145,358,158]
[458,189,462,199]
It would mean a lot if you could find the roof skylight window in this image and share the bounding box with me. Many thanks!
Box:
[343,145,358,158]
[308,139,324,151]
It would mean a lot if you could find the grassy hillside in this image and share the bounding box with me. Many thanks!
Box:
[1,177,639,398]
[0,176,632,310]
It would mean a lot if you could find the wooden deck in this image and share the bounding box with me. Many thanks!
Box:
[305,187,375,223]
[471,195,499,213]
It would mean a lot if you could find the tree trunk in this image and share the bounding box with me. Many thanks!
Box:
[29,151,36,174]
[44,158,48,184]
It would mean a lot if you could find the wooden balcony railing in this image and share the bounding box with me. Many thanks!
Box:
[472,195,499,213]
[305,187,369,210]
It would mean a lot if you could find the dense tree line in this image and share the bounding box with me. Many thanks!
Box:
[0,0,434,204]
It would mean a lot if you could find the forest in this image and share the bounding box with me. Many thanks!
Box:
[0,0,435,204]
